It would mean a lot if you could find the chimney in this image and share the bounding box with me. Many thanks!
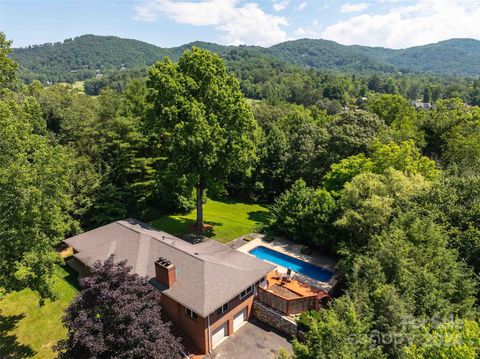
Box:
[155,257,176,288]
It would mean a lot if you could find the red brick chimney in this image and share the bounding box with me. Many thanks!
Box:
[155,257,176,288]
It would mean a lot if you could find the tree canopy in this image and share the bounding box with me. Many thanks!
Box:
[0,96,75,299]
[0,32,17,88]
[146,47,259,227]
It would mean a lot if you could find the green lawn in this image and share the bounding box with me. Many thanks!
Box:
[71,81,85,92]
[0,199,268,358]
[0,264,79,359]
[150,199,270,242]
[55,81,85,93]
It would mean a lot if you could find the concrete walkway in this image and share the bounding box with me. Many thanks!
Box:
[227,233,264,250]
[207,319,292,359]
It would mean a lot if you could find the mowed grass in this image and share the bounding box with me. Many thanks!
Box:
[0,264,79,359]
[151,199,270,242]
[71,81,85,92]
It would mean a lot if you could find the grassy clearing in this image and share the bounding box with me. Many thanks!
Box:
[52,81,84,93]
[71,81,84,92]
[0,264,79,359]
[151,199,270,242]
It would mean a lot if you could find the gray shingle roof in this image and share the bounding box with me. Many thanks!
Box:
[64,219,275,317]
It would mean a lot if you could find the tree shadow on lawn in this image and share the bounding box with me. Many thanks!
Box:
[213,197,267,206]
[190,220,223,238]
[151,216,194,235]
[60,261,81,291]
[151,216,223,238]
[186,224,215,239]
[247,210,271,226]
[212,197,237,205]
[0,312,36,358]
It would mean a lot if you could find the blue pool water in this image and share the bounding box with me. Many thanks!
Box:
[249,246,334,282]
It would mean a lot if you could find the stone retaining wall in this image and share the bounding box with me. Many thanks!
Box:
[252,300,298,337]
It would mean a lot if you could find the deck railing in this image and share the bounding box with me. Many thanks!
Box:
[256,286,317,315]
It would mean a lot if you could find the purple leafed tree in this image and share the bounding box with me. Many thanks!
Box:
[56,255,184,359]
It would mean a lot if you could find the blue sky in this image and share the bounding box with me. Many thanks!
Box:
[2,0,480,49]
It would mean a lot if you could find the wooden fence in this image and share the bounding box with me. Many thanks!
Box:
[256,287,317,315]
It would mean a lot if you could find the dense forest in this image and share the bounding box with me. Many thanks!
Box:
[11,35,480,85]
[11,35,480,111]
[2,30,480,358]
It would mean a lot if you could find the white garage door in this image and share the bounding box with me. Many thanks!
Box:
[212,322,228,349]
[233,308,247,332]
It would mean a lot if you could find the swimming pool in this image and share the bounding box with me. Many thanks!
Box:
[249,246,334,282]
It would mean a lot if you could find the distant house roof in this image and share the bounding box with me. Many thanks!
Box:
[411,100,433,109]
[64,219,275,317]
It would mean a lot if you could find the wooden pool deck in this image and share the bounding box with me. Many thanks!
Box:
[267,271,321,298]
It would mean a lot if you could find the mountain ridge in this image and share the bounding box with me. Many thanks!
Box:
[11,34,480,83]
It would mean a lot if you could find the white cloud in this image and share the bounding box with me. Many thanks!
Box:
[134,0,288,46]
[273,1,289,12]
[298,2,307,10]
[322,0,480,48]
[293,18,323,38]
[340,2,370,13]
[134,0,480,49]
[294,27,307,36]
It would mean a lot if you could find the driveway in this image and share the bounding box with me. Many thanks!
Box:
[208,319,293,359]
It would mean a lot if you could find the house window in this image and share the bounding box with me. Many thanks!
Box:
[215,303,229,316]
[239,286,253,300]
[255,277,266,286]
[185,307,198,320]
[255,277,267,288]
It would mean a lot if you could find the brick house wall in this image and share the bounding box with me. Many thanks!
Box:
[208,290,255,337]
[160,294,209,353]
[161,288,257,354]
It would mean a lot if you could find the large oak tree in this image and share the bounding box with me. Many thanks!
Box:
[146,47,259,228]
